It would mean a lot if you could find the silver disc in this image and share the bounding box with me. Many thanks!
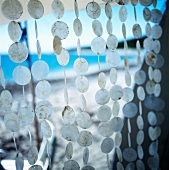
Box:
[98,72,106,89]
[147,157,159,170]
[53,36,62,55]
[107,34,118,50]
[145,51,157,66]
[81,166,95,170]
[137,86,145,101]
[148,111,157,126]
[139,0,152,6]
[83,147,89,165]
[146,80,155,95]
[110,68,117,84]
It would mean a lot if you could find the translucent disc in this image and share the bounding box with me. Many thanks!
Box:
[143,38,154,51]
[151,25,162,40]
[35,101,53,120]
[86,2,101,19]
[77,130,93,147]
[61,124,79,141]
[51,21,69,40]
[153,40,161,54]
[136,130,144,145]
[137,86,145,101]
[110,68,117,84]
[35,80,51,100]
[131,0,138,6]
[83,147,89,165]
[27,0,44,19]
[8,42,28,63]
[119,5,127,22]
[125,70,131,86]
[13,66,31,85]
[75,76,89,93]
[107,34,118,50]
[76,112,92,129]
[156,113,164,126]
[95,89,110,105]
[123,148,137,162]
[148,126,161,141]
[109,85,123,101]
[146,80,155,95]
[15,153,24,170]
[109,117,124,132]
[98,122,113,137]
[41,120,52,138]
[150,9,162,23]
[146,23,151,37]
[105,3,112,19]
[91,37,106,55]
[98,72,106,89]
[8,21,22,42]
[4,113,20,132]
[145,51,157,66]
[65,142,73,160]
[62,106,75,124]
[51,0,64,19]
[112,101,120,117]
[122,87,134,102]
[117,162,124,170]
[53,36,62,55]
[139,0,152,6]
[154,84,161,97]
[64,160,80,170]
[107,19,113,35]
[97,105,111,121]
[19,106,34,127]
[147,157,159,170]
[27,146,38,165]
[132,24,142,39]
[1,90,13,103]
[137,145,144,159]
[36,40,41,59]
[1,0,23,20]
[28,165,43,170]
[73,18,82,37]
[74,58,88,75]
[143,7,151,21]
[101,138,114,154]
[123,102,138,118]
[31,60,49,80]
[57,48,70,66]
[134,70,146,85]
[80,94,87,112]
[116,147,123,162]
[122,23,126,39]
[92,20,103,37]
[106,51,121,68]
[81,166,95,170]
[153,69,161,83]
[114,132,122,147]
[148,111,157,126]
[152,54,164,69]
[149,142,158,156]
[74,0,79,18]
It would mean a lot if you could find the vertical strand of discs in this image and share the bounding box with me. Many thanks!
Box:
[142,1,164,169]
[27,1,53,169]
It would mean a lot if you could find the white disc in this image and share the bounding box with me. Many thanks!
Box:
[74,58,88,75]
[73,18,82,37]
[62,106,75,124]
[143,7,151,21]
[150,9,162,23]
[107,34,118,50]
[151,25,162,40]
[146,80,155,95]
[63,160,80,170]
[145,23,151,37]
[57,48,70,66]
[110,85,123,101]
[31,60,49,80]
[123,148,137,162]
[13,66,31,85]
[153,40,161,54]
[27,146,38,165]
[123,102,138,118]
[98,122,113,137]
[97,105,111,121]
[134,70,146,85]
[119,5,127,22]
[77,130,93,147]
[91,37,106,55]
[53,36,62,55]
[41,120,52,138]
[65,142,73,160]
[86,2,101,19]
[8,21,22,42]
[145,51,157,66]
[137,86,145,101]
[110,68,117,84]
[92,20,103,37]
[148,111,157,126]
[154,83,161,97]
[148,126,161,141]
[1,0,23,20]
[35,80,51,100]
[75,76,89,93]
[61,124,79,141]
[125,70,131,87]
[114,132,122,147]
[15,153,24,170]
[153,69,162,83]
[76,112,92,129]
[143,37,154,51]
[27,0,44,19]
[80,94,87,112]
[101,137,114,154]
[136,130,144,145]
[107,19,113,35]
[74,0,79,18]
[132,24,142,39]
[51,21,69,40]
[137,145,144,159]
[153,54,164,69]
[8,42,28,63]
[109,117,124,132]
[95,89,110,105]
[122,87,134,102]
[98,72,106,89]
[106,51,121,68]
[116,147,123,162]
[51,0,64,19]
[112,101,120,117]
[105,3,112,19]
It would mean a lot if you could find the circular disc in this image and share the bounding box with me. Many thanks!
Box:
[98,72,106,89]
[77,130,93,147]
[148,111,157,126]
[75,76,89,93]
[123,102,138,118]
[57,48,70,66]
[109,117,124,132]
[152,54,164,69]
[114,132,122,147]
[81,166,95,170]
[51,0,64,19]
[150,9,162,23]
[92,20,103,37]
[19,106,34,127]
[76,112,92,129]
[123,148,137,162]
[31,60,49,80]
[146,23,151,37]
[110,68,117,84]
[98,122,113,137]
[61,124,79,141]
[27,146,38,165]
[145,51,157,66]
[132,24,142,39]
[136,130,144,145]
[13,66,31,85]
[63,160,80,170]
[106,51,121,68]
[137,86,145,101]
[15,153,24,170]
[28,165,43,170]
[53,36,62,55]
[105,3,112,19]
[147,157,159,170]
[146,80,155,95]
[149,142,158,156]
[35,80,51,100]
[109,85,123,101]
[86,2,101,19]
[153,40,161,54]
[143,7,151,21]
[107,34,118,50]
[8,42,28,63]
[73,18,82,37]
[1,0,23,20]
[41,120,52,138]
[62,106,75,124]
[137,145,144,159]
[74,58,88,75]
[51,21,69,40]
[113,101,120,117]
[83,147,89,165]
[8,21,22,42]
[4,113,20,132]
[101,137,114,154]
[143,37,154,51]
[139,0,152,6]
[134,70,146,85]
[95,89,110,105]
[97,105,111,121]
[122,87,134,102]
[107,19,113,35]
[27,0,44,19]
[65,142,73,160]
[119,5,127,22]
[151,25,162,40]
[154,83,161,97]
[91,37,106,55]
